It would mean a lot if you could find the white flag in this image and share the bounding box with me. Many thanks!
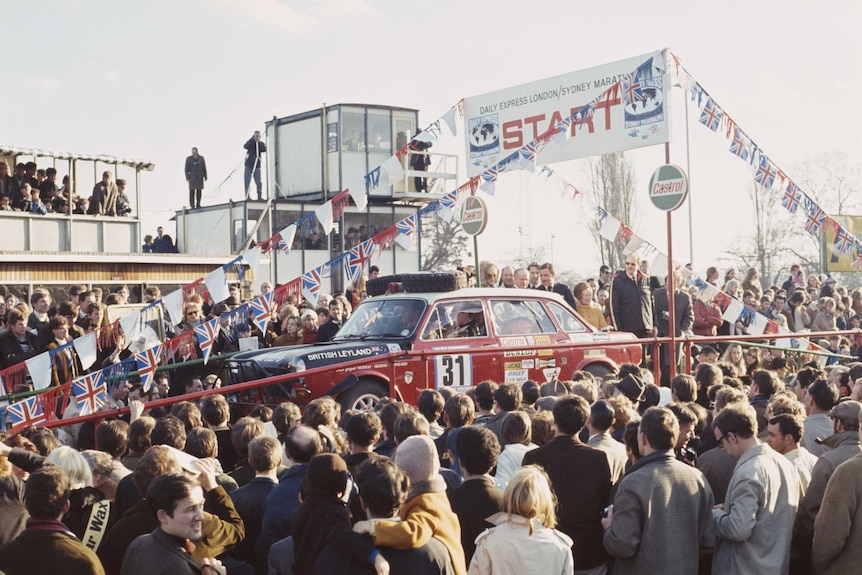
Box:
[162,289,185,327]
[26,352,52,391]
[73,332,98,370]
[315,202,334,235]
[204,267,230,304]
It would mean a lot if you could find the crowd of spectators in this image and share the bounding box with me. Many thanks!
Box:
[0,161,131,217]
[2,262,862,574]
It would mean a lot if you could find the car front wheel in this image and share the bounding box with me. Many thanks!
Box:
[338,379,388,412]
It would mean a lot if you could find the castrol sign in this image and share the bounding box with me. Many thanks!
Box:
[648,164,688,212]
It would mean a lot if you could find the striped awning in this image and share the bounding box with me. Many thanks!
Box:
[0,144,155,171]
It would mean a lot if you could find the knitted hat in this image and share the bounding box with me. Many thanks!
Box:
[395,435,440,484]
[306,453,348,496]
[616,373,645,403]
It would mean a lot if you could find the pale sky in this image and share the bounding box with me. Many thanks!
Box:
[3,0,860,281]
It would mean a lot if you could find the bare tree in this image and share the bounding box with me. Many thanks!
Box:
[586,152,638,272]
[420,213,469,271]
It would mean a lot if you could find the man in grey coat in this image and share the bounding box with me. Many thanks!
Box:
[711,403,800,575]
[184,147,207,209]
[602,406,715,574]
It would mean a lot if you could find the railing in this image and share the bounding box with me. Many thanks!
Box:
[22,328,860,432]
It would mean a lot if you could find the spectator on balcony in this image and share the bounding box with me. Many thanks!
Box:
[0,194,12,211]
[39,167,59,203]
[153,226,178,253]
[28,187,48,215]
[0,162,11,198]
[12,182,30,211]
[91,171,118,216]
[115,179,132,216]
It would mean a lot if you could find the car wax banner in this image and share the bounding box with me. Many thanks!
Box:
[462,50,669,177]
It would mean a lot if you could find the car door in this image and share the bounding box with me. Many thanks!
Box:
[488,298,564,386]
[414,298,500,394]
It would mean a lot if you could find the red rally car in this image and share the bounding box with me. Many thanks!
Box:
[226,273,641,412]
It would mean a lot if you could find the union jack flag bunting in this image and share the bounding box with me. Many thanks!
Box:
[754,155,777,189]
[782,182,802,214]
[803,199,826,236]
[622,72,643,105]
[396,214,417,238]
[480,166,498,195]
[301,267,325,306]
[481,165,498,184]
[7,396,46,429]
[439,191,458,210]
[345,240,375,283]
[276,236,289,253]
[698,98,723,132]
[437,191,458,222]
[249,292,275,333]
[194,318,220,365]
[729,128,749,161]
[135,344,163,393]
[834,226,855,254]
[72,372,106,416]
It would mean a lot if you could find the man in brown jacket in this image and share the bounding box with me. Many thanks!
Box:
[813,412,862,574]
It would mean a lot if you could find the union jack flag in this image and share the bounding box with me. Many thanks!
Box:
[7,396,46,429]
[782,182,802,214]
[301,267,325,306]
[72,372,106,416]
[481,165,498,184]
[622,72,643,105]
[519,142,536,163]
[754,155,777,188]
[396,214,417,238]
[249,291,275,333]
[834,226,855,254]
[345,240,375,283]
[194,318,220,365]
[135,344,163,393]
[803,199,826,236]
[698,98,723,132]
[729,128,749,161]
[276,234,291,253]
[439,191,457,210]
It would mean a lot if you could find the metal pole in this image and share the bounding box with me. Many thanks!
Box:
[665,142,676,384]
[473,235,480,285]
[684,94,694,265]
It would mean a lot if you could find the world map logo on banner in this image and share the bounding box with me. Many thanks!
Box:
[623,55,665,139]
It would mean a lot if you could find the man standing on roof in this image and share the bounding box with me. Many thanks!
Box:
[185,147,207,209]
[244,131,266,201]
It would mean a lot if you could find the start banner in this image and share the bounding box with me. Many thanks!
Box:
[462,50,670,177]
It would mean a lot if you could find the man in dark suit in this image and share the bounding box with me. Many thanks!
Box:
[448,425,503,564]
[229,436,281,572]
[536,262,577,308]
[653,271,694,386]
[523,394,612,573]
[609,255,655,338]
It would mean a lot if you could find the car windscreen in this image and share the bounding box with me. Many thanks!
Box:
[335,298,427,339]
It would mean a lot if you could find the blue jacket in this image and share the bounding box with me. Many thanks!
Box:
[255,463,307,569]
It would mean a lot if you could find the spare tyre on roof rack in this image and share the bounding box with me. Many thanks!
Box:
[366,274,401,297]
[401,271,467,293]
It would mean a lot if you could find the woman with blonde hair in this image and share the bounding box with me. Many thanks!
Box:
[468,465,573,575]
[573,281,607,330]
[720,343,746,376]
[741,267,763,301]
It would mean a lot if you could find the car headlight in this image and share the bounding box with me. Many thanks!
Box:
[292,358,306,372]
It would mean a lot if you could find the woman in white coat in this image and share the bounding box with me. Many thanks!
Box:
[469,465,574,575]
